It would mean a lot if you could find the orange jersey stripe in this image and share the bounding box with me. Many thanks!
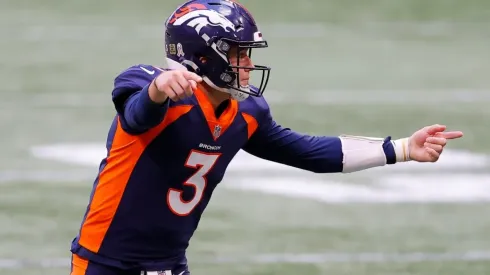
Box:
[78,105,193,253]
[194,88,238,140]
[70,254,89,275]
[241,112,258,139]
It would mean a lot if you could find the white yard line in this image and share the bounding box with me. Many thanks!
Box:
[19,143,490,203]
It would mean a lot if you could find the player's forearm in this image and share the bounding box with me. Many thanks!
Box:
[295,135,409,173]
[338,135,409,173]
[245,132,409,174]
[281,135,408,173]
[123,84,168,132]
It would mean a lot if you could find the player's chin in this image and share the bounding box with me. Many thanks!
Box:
[239,80,250,88]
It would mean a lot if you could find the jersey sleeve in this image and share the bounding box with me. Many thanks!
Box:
[242,97,398,173]
[112,65,169,134]
[241,97,345,173]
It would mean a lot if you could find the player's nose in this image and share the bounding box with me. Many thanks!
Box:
[243,56,254,72]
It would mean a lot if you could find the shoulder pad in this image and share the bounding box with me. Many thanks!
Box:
[114,64,166,91]
[112,64,167,113]
[248,86,270,110]
[239,87,271,120]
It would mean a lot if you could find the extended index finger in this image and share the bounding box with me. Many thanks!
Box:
[434,131,464,140]
[182,71,203,83]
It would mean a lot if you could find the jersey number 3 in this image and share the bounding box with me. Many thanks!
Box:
[167,150,221,216]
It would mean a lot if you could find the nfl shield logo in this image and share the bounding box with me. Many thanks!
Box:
[213,124,222,139]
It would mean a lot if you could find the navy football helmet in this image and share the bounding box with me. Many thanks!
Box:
[164,0,270,101]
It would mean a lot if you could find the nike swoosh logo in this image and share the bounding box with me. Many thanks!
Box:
[140,66,155,75]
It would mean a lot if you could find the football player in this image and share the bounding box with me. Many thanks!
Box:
[69,0,463,274]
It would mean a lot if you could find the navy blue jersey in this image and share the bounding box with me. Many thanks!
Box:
[71,64,384,270]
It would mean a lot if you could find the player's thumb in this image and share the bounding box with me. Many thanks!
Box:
[425,124,446,135]
[183,71,203,83]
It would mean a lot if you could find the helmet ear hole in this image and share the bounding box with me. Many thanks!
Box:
[199,57,207,64]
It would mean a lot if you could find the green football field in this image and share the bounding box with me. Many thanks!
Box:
[1,0,490,274]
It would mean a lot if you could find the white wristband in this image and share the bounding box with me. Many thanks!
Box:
[392,137,411,162]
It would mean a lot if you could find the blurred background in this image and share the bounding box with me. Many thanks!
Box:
[1,0,490,274]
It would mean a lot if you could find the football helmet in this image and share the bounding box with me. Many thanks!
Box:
[164,0,270,101]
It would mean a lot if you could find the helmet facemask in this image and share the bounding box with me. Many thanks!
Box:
[214,38,270,98]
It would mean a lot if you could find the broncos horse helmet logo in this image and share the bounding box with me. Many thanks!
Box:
[171,9,236,34]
